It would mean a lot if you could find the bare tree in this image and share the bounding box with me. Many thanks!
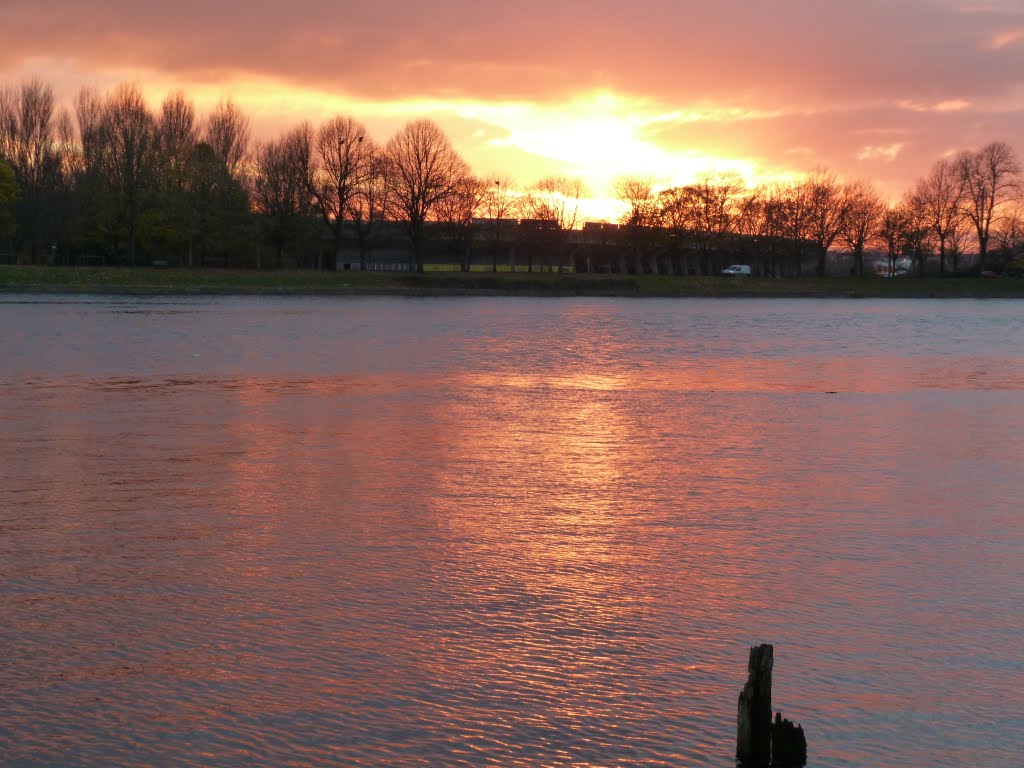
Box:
[801,169,849,277]
[0,158,18,242]
[481,176,520,228]
[309,115,375,270]
[385,119,470,272]
[347,150,390,270]
[159,90,199,158]
[733,189,764,240]
[0,78,64,261]
[434,175,488,271]
[0,80,56,177]
[900,193,933,276]
[732,189,771,276]
[179,142,250,267]
[0,89,14,162]
[51,108,78,253]
[70,86,112,260]
[251,124,313,268]
[693,171,744,273]
[877,204,911,277]
[656,173,744,274]
[525,176,586,230]
[690,172,743,236]
[614,176,658,273]
[54,109,76,178]
[205,100,250,179]
[614,176,658,226]
[990,198,1024,269]
[910,156,964,275]
[102,83,158,266]
[657,185,697,275]
[522,176,586,272]
[152,91,202,263]
[75,86,106,176]
[839,179,885,277]
[958,141,1021,268]
[756,181,811,276]
[732,183,809,277]
[478,175,520,271]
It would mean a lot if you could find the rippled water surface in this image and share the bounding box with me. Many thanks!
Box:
[1,295,1022,767]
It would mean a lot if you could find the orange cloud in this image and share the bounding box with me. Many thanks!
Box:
[990,28,1024,49]
[4,0,1024,208]
[856,143,905,162]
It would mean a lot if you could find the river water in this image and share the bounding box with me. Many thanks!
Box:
[1,295,1021,767]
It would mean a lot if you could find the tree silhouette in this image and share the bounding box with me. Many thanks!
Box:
[958,141,1021,268]
[385,119,470,272]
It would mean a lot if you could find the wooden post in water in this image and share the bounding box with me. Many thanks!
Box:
[735,643,807,766]
[736,643,774,765]
[772,712,808,766]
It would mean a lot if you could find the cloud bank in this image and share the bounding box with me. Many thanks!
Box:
[4,0,1024,201]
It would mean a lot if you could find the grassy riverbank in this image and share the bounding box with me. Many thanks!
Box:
[3,265,1024,298]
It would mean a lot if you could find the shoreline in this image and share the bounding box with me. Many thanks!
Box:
[3,266,1024,299]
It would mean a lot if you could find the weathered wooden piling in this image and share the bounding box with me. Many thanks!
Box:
[772,712,807,766]
[735,643,806,766]
[736,644,774,764]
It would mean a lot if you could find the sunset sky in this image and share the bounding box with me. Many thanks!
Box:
[4,0,1024,217]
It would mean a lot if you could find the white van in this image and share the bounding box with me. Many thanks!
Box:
[721,264,751,276]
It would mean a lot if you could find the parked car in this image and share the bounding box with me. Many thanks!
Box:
[721,264,751,276]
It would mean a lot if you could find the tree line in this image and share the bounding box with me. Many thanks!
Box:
[1,77,1022,275]
[615,142,1022,277]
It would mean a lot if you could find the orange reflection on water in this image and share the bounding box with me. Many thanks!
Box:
[414,368,653,722]
[135,354,1023,764]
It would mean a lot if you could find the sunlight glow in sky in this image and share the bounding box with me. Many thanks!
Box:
[4,0,1024,219]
